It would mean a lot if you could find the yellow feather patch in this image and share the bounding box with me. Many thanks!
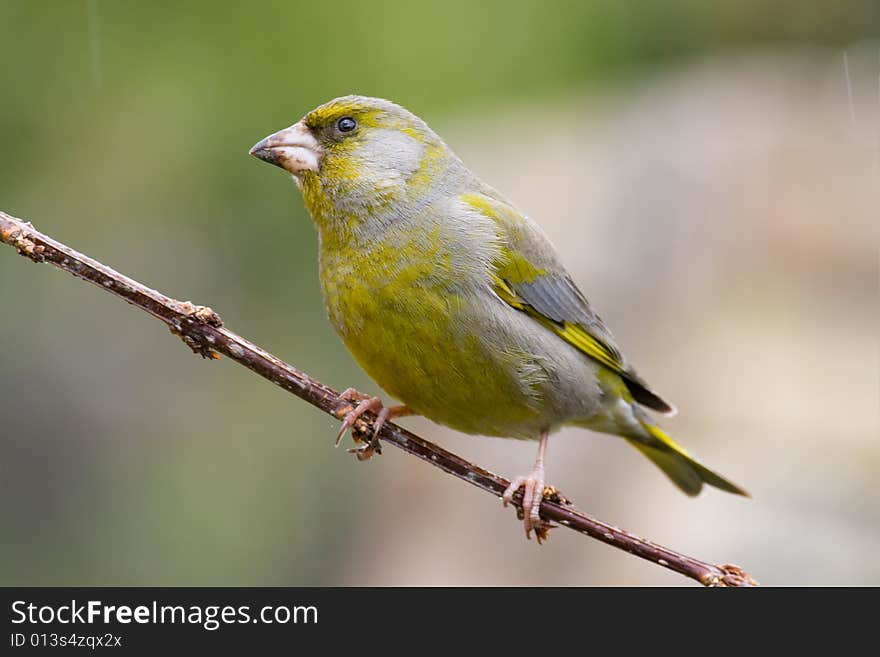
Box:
[550,322,624,374]
[489,273,524,309]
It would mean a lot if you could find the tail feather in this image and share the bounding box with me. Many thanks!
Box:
[632,412,748,497]
[627,440,703,495]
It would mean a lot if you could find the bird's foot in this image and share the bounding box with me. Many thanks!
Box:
[334,388,411,462]
[502,465,553,543]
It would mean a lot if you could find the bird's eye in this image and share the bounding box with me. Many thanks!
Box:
[336,117,357,133]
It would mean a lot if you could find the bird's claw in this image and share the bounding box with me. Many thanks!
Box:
[333,388,404,462]
[502,471,553,543]
[335,389,382,441]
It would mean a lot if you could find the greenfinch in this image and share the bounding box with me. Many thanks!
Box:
[250,95,747,539]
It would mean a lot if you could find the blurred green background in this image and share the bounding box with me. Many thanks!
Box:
[1,0,878,585]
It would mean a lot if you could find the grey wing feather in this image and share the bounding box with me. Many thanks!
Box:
[514,274,675,415]
[474,185,675,415]
[517,275,623,361]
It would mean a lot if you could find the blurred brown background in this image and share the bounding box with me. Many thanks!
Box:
[1,1,877,585]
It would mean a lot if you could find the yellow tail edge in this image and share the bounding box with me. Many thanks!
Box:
[631,415,749,498]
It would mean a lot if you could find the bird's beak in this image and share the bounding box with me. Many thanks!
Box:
[249,121,322,175]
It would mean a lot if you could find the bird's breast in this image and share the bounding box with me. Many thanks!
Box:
[317,226,549,437]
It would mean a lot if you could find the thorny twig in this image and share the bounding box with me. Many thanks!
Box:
[0,210,758,587]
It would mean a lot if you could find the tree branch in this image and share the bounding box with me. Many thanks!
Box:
[0,210,757,587]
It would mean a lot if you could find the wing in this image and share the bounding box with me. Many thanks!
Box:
[462,190,675,415]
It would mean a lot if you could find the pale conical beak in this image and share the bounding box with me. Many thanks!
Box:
[249,121,322,175]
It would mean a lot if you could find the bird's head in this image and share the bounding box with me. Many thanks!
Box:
[250,96,461,230]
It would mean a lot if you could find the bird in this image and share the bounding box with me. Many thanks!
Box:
[249,95,747,540]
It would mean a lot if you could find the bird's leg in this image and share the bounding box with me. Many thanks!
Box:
[334,388,413,461]
[502,430,552,541]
